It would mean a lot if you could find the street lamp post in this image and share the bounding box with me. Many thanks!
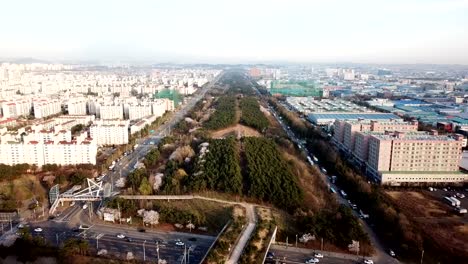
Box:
[295,234,298,248]
[143,240,146,262]
[156,241,160,263]
[96,233,104,250]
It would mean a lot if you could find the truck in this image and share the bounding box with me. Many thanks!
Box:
[108,164,115,170]
[455,208,467,215]
[451,197,461,207]
[444,196,457,207]
[307,156,314,166]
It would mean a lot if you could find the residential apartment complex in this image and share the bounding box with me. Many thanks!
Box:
[0,127,96,166]
[33,98,62,118]
[67,97,87,115]
[90,122,129,146]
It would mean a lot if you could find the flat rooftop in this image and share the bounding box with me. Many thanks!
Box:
[309,113,401,120]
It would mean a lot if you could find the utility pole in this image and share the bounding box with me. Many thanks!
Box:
[96,233,104,250]
[321,238,324,251]
[286,237,288,249]
[187,245,190,264]
[420,249,424,264]
[295,234,298,248]
[143,240,146,262]
[56,233,59,246]
[156,241,160,264]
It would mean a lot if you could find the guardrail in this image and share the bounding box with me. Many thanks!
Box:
[199,220,231,263]
[261,226,277,264]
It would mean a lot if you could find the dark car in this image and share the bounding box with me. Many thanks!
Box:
[137,228,146,232]
[126,237,133,242]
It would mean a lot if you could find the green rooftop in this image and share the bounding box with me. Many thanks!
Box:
[153,89,182,105]
[269,81,323,97]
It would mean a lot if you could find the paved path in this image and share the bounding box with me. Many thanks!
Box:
[226,204,256,264]
[120,194,259,263]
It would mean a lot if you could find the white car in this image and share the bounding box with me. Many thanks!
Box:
[34,228,43,232]
[306,258,320,263]
[456,193,465,199]
[363,259,374,264]
[117,234,125,239]
[82,204,88,210]
[313,253,324,258]
[175,241,185,246]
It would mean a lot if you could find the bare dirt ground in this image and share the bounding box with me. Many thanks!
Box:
[386,191,468,255]
[210,124,262,138]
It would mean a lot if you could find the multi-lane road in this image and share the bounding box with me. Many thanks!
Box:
[29,220,215,263]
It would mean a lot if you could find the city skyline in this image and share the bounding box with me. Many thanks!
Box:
[1,0,468,64]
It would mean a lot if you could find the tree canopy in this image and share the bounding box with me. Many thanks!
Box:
[239,97,269,132]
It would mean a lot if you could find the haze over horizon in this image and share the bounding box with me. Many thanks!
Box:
[1,0,468,65]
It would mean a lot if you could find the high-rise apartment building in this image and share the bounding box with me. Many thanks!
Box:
[90,123,129,146]
[33,99,61,118]
[0,129,96,166]
[67,98,87,115]
[99,104,124,120]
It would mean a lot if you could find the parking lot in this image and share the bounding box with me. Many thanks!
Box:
[423,187,468,220]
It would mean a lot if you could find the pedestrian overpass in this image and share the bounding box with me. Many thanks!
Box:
[49,178,112,215]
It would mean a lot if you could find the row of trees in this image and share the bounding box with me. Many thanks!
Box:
[189,137,243,194]
[244,137,303,210]
[298,205,371,249]
[106,197,207,226]
[204,96,237,130]
[239,97,269,132]
[0,163,32,181]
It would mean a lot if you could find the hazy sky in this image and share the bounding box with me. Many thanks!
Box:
[1,0,468,64]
